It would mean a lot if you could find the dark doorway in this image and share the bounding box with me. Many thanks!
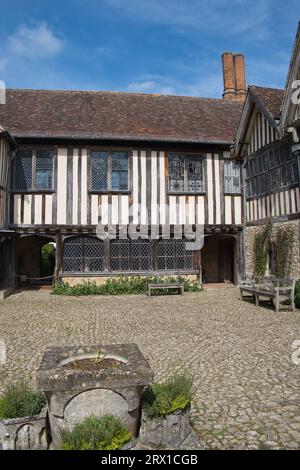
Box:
[16,236,56,286]
[201,234,235,284]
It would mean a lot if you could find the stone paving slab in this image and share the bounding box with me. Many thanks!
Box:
[0,287,300,449]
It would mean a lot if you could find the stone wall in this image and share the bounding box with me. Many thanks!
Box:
[246,219,300,278]
[60,274,199,286]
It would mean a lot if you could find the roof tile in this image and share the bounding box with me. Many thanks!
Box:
[0,89,243,144]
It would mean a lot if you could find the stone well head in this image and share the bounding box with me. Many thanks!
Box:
[36,343,154,448]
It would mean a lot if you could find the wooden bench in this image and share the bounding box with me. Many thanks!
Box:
[147,274,184,296]
[239,277,296,313]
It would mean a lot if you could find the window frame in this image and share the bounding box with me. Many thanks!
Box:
[63,236,105,273]
[61,237,197,275]
[156,239,194,272]
[14,147,55,193]
[246,139,299,199]
[110,238,151,272]
[168,153,206,195]
[224,159,242,195]
[89,149,130,194]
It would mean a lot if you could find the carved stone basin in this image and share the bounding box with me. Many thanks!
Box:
[36,343,154,449]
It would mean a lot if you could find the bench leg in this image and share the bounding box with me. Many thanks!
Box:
[275,293,279,313]
[255,294,259,307]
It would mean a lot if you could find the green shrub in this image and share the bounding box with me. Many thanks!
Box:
[61,415,131,450]
[295,280,300,309]
[253,232,268,277]
[142,373,193,419]
[52,276,202,296]
[272,227,295,278]
[0,381,46,419]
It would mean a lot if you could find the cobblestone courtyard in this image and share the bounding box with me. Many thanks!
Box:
[0,287,300,449]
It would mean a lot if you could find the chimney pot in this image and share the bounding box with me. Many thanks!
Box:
[234,53,246,101]
[222,51,246,102]
[222,52,236,100]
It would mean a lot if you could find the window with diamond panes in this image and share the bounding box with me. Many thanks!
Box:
[156,239,193,271]
[168,154,205,193]
[111,240,130,271]
[110,239,150,272]
[90,152,109,191]
[131,240,150,271]
[168,155,184,192]
[15,149,54,191]
[188,157,205,192]
[246,140,299,197]
[224,160,241,194]
[35,150,54,190]
[63,236,104,273]
[112,152,128,191]
[90,151,128,192]
[15,150,33,190]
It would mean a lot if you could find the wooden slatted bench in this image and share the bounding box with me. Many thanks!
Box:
[147,274,184,296]
[239,277,296,313]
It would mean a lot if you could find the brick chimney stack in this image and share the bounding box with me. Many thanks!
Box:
[222,52,246,102]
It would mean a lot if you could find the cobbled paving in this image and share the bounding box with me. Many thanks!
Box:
[0,287,300,449]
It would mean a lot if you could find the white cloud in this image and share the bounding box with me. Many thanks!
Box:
[7,22,63,59]
[127,68,223,98]
[128,80,157,92]
[104,0,272,40]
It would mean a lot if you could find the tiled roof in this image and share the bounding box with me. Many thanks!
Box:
[0,89,243,144]
[249,86,284,120]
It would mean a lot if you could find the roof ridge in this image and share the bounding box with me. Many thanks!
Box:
[249,84,284,92]
[5,88,243,104]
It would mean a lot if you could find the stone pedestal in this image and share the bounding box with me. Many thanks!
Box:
[139,406,192,449]
[36,343,153,449]
[0,407,49,450]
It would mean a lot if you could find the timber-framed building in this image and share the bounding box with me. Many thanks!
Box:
[0,23,300,292]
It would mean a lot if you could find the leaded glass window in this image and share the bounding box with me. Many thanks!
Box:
[63,236,104,273]
[111,239,150,272]
[246,139,299,197]
[168,154,206,193]
[15,150,33,190]
[112,152,128,191]
[111,240,130,271]
[35,150,54,190]
[224,160,241,194]
[156,239,193,271]
[15,149,54,191]
[131,240,150,271]
[169,155,184,192]
[90,152,108,191]
[90,150,128,192]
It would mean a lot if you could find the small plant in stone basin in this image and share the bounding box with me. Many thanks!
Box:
[0,381,46,419]
[142,373,193,419]
[60,415,132,450]
[295,280,300,309]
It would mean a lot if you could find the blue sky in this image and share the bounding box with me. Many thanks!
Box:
[0,0,299,98]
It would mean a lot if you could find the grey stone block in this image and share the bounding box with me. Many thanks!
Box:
[0,289,13,300]
[36,343,154,449]
[139,407,192,449]
[0,407,49,450]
